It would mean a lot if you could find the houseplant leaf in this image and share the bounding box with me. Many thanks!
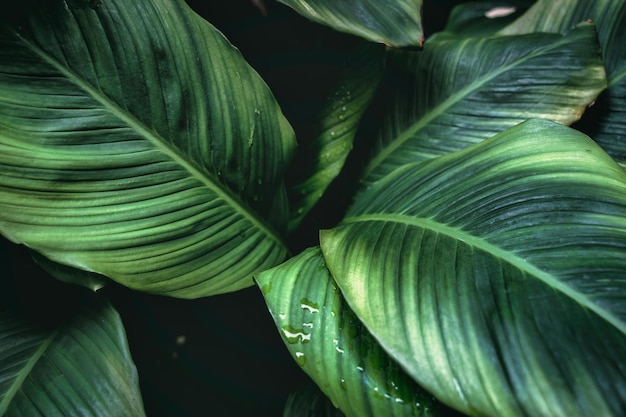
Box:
[358,22,605,185]
[321,119,626,416]
[0,0,296,297]
[500,0,626,168]
[0,299,145,416]
[256,247,454,417]
[277,0,424,48]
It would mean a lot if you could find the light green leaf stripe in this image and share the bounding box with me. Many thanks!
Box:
[362,22,606,184]
[278,0,423,48]
[0,301,145,416]
[256,247,455,417]
[0,0,296,297]
[322,120,626,416]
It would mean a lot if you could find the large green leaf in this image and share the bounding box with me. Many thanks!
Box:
[256,247,454,417]
[359,22,606,185]
[500,0,626,168]
[0,299,145,416]
[321,119,626,416]
[277,0,423,48]
[0,0,296,297]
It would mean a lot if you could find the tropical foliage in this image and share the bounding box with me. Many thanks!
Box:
[1,0,625,416]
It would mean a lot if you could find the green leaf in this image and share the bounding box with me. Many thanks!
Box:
[321,119,626,416]
[277,0,423,48]
[0,0,296,297]
[360,22,606,185]
[287,41,385,232]
[0,300,145,416]
[499,0,626,168]
[256,247,454,417]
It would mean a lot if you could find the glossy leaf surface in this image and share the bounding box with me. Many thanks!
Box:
[0,300,145,416]
[321,120,626,416]
[360,22,605,185]
[257,247,453,417]
[277,0,423,47]
[0,0,296,297]
[500,0,626,168]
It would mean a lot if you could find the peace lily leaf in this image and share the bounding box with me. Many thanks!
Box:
[436,0,531,39]
[359,22,606,185]
[256,247,454,417]
[499,0,626,168]
[0,300,145,416]
[0,0,296,297]
[277,0,423,48]
[288,41,385,232]
[321,120,626,416]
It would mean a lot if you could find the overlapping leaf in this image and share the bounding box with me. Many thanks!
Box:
[321,120,626,416]
[500,0,626,167]
[436,1,532,39]
[277,0,423,48]
[359,22,605,185]
[0,0,297,297]
[256,247,454,417]
[287,41,385,232]
[0,300,145,416]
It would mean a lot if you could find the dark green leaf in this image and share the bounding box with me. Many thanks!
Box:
[0,300,145,416]
[500,0,626,167]
[0,0,296,297]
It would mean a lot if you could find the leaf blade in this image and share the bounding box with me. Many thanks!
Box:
[277,0,423,48]
[256,247,455,417]
[0,0,296,297]
[360,22,606,184]
[322,120,626,416]
[0,300,145,416]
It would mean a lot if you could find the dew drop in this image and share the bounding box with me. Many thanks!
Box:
[300,298,320,313]
[295,351,306,366]
[282,325,311,344]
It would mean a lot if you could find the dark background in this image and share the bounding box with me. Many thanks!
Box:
[1,1,462,416]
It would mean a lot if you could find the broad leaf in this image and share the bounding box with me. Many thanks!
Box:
[358,22,605,185]
[277,0,423,48]
[0,0,296,297]
[321,120,626,416]
[500,0,626,168]
[0,300,145,416]
[256,247,454,417]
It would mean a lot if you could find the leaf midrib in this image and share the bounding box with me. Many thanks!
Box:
[0,328,59,414]
[342,213,626,336]
[16,31,285,248]
[364,29,589,178]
